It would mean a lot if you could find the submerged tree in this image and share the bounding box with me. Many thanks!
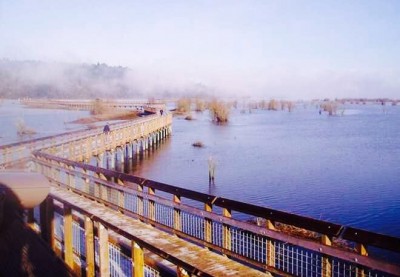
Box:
[195,98,206,112]
[209,99,230,123]
[15,118,36,136]
[320,101,339,116]
[267,99,279,111]
[176,98,191,113]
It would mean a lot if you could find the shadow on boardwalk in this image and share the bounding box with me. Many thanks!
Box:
[0,184,72,276]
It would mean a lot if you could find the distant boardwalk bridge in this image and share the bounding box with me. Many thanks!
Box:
[1,100,399,276]
[20,98,165,113]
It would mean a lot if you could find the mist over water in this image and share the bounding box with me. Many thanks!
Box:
[124,104,400,237]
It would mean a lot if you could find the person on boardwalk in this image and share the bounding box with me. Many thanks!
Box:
[103,123,110,134]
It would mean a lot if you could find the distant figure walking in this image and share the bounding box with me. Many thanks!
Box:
[103,123,110,134]
[160,109,164,116]
[208,156,216,184]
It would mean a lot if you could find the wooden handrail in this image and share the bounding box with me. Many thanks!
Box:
[32,150,400,255]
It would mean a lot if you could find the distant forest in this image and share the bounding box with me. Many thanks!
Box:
[0,60,143,99]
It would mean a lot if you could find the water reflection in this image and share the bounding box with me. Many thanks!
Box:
[96,104,400,237]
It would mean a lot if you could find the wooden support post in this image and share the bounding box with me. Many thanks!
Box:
[177,266,190,277]
[63,204,74,270]
[85,217,95,277]
[266,219,276,268]
[130,142,135,156]
[137,184,144,217]
[110,150,115,169]
[68,142,74,159]
[129,143,134,158]
[148,187,156,222]
[98,223,110,277]
[68,165,75,189]
[86,137,92,161]
[79,140,84,162]
[96,154,102,167]
[173,195,181,232]
[132,241,144,277]
[117,178,125,210]
[136,143,140,155]
[120,147,125,163]
[83,168,90,194]
[204,202,213,246]
[356,244,368,277]
[321,235,332,277]
[356,243,368,256]
[101,133,106,152]
[39,197,54,249]
[222,208,232,251]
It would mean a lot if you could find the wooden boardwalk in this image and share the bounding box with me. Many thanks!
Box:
[50,186,271,277]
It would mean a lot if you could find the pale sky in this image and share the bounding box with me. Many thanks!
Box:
[0,0,399,99]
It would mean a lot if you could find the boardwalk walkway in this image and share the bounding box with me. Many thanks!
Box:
[51,186,270,277]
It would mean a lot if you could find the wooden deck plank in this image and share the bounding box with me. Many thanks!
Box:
[50,186,271,277]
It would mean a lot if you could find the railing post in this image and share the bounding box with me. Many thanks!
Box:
[40,196,54,249]
[83,168,90,194]
[86,137,92,161]
[132,241,144,277]
[68,165,75,189]
[148,187,156,222]
[94,173,104,199]
[136,142,140,155]
[63,204,74,270]
[177,266,190,277]
[204,202,213,246]
[356,244,368,277]
[266,220,276,268]
[117,178,125,210]
[137,184,144,217]
[110,150,115,169]
[173,195,181,232]
[222,207,232,251]
[101,133,106,152]
[99,223,110,276]
[78,140,84,162]
[68,142,74,159]
[99,173,108,202]
[85,216,95,277]
[321,235,332,277]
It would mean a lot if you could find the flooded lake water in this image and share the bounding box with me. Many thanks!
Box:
[1,100,399,238]
[127,103,400,237]
[0,100,89,144]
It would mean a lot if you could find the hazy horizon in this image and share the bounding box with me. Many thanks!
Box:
[1,0,399,99]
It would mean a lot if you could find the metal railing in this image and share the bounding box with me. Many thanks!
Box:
[33,151,400,277]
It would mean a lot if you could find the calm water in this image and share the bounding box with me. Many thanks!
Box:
[1,100,399,237]
[127,104,400,237]
[0,100,90,144]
